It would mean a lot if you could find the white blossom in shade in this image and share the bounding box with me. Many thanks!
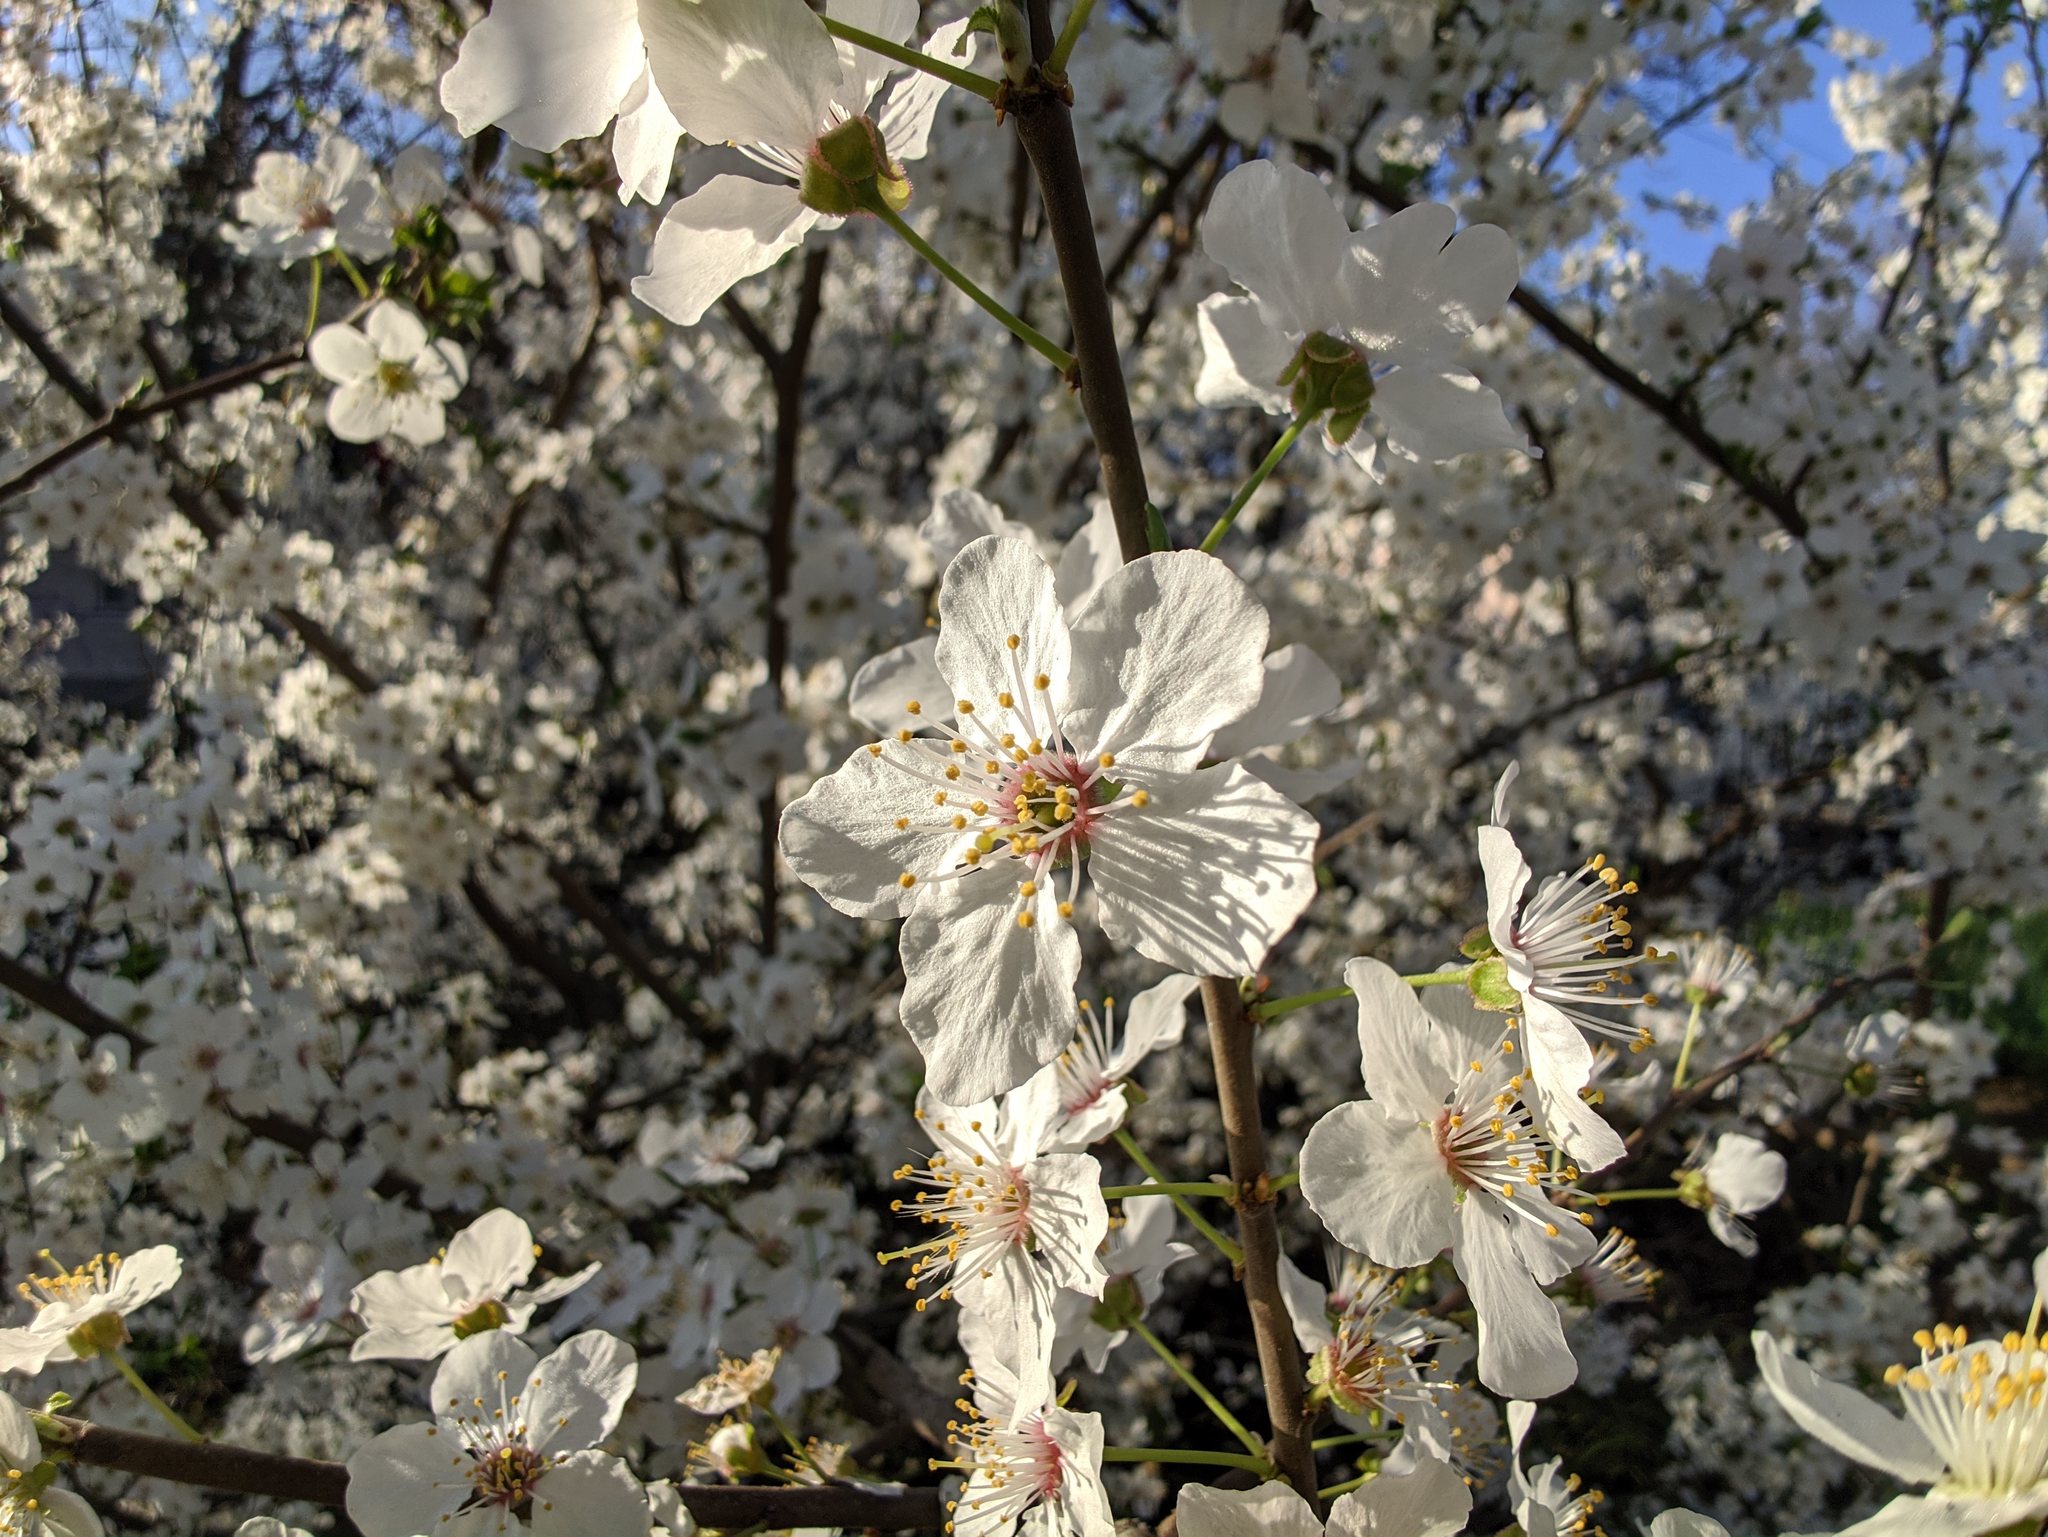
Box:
[1570,1229,1660,1307]
[241,1239,351,1364]
[308,304,468,447]
[1299,958,1595,1400]
[1647,1515,1730,1537]
[0,1246,181,1374]
[348,1209,599,1362]
[235,1520,314,1537]
[678,1347,779,1415]
[438,0,679,205]
[345,1329,647,1537]
[1680,1132,1786,1258]
[883,1074,1108,1408]
[1,1387,103,1537]
[1754,1317,2048,1537]
[224,138,384,264]
[1477,762,1650,1173]
[1675,931,1755,1008]
[1179,0,1318,146]
[1044,975,1200,1149]
[1505,1400,1610,1537]
[1195,157,1529,474]
[630,0,981,327]
[1174,1460,1471,1537]
[1276,1249,1463,1465]
[1205,642,1358,804]
[634,1111,783,1187]
[781,535,1319,1105]
[941,1316,1114,1537]
[1049,1191,1196,1373]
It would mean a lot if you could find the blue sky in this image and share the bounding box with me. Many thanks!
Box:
[1625,1,2038,273]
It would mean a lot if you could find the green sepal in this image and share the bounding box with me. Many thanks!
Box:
[1466,955,1519,1012]
[1459,925,1498,961]
[1144,503,1172,551]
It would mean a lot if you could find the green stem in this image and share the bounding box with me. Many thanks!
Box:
[1572,1187,1683,1204]
[869,203,1075,373]
[1102,1182,1234,1200]
[1313,1431,1367,1450]
[1124,1316,1268,1458]
[331,247,372,299]
[1047,0,1098,75]
[1199,413,1314,553]
[1250,984,1350,1022]
[820,17,1001,102]
[1269,1170,1299,1193]
[1320,1471,1374,1499]
[105,1350,203,1443]
[1402,967,1473,988]
[1671,996,1706,1090]
[1114,1128,1242,1265]
[304,254,323,337]
[1102,1446,1273,1474]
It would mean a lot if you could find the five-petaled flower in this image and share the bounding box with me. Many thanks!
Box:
[1299,959,1596,1399]
[1196,157,1530,477]
[0,1246,181,1374]
[780,534,1319,1105]
[349,1209,598,1362]
[345,1329,648,1537]
[308,303,468,447]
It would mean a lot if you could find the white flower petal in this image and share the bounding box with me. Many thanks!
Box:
[641,0,840,151]
[875,17,982,164]
[632,175,819,328]
[389,394,448,447]
[1648,1514,1733,1537]
[1352,958,1469,1118]
[934,534,1072,722]
[344,1423,468,1537]
[1371,365,1531,465]
[1026,1153,1112,1297]
[0,1390,38,1470]
[523,1332,637,1453]
[1052,500,1122,618]
[1062,551,1270,775]
[613,66,682,205]
[1113,973,1200,1071]
[1301,1099,1457,1267]
[920,486,1023,563]
[307,322,377,385]
[1750,1331,1945,1483]
[826,0,921,116]
[1194,293,1296,414]
[325,382,390,444]
[1177,1483,1325,1537]
[848,636,950,738]
[444,1209,539,1295]
[1088,762,1317,976]
[366,302,430,359]
[1704,1132,1787,1215]
[1340,202,1517,359]
[1326,1455,1473,1537]
[433,1328,541,1414]
[898,875,1082,1104]
[1276,1254,1335,1353]
[1208,644,1343,764]
[779,740,968,919]
[1455,1200,1577,1399]
[1202,159,1350,339]
[439,0,642,149]
[528,1451,656,1537]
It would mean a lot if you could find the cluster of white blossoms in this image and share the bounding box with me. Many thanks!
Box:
[2,0,2044,1536]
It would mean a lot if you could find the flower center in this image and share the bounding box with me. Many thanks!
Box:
[1507,854,1660,1050]
[17,1249,123,1310]
[883,1112,1036,1312]
[933,1405,1066,1534]
[451,1298,510,1339]
[1055,997,1121,1113]
[1885,1324,2048,1496]
[1430,1041,1586,1241]
[297,200,336,232]
[377,359,419,396]
[469,1440,548,1511]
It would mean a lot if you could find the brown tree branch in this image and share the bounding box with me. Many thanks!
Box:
[44,1415,947,1529]
[1198,978,1318,1498]
[1011,0,1153,562]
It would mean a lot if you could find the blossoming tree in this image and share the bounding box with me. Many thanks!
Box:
[1,1,2045,1535]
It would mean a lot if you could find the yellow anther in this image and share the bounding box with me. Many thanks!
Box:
[1017,912,1036,930]
[1130,790,1151,808]
[906,700,922,715]
[899,873,917,889]
[1006,635,1021,650]
[1034,673,1050,690]
[957,700,975,714]
[1098,753,1115,768]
